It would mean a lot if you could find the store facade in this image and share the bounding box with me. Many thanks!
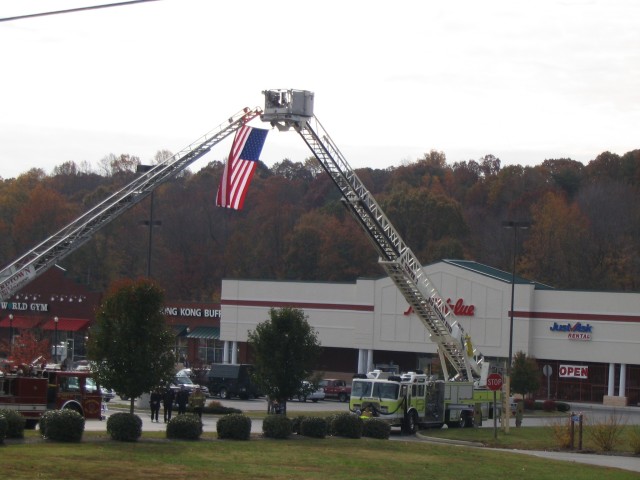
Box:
[220,260,640,405]
[0,269,234,370]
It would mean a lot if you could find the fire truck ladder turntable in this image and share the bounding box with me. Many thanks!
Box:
[261,89,488,384]
[0,107,262,301]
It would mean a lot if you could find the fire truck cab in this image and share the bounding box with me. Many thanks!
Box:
[0,368,103,428]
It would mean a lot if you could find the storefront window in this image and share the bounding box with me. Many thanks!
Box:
[197,338,223,366]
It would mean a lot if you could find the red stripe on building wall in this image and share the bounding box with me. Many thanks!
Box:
[221,299,374,312]
[513,311,640,323]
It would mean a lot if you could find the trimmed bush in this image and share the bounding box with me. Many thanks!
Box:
[325,414,339,436]
[300,417,327,439]
[524,399,536,411]
[291,415,308,435]
[556,401,571,413]
[542,400,557,412]
[216,413,251,440]
[107,412,143,442]
[202,400,242,415]
[362,418,391,439]
[40,409,85,442]
[331,412,363,439]
[0,416,6,443]
[167,413,203,440]
[0,409,26,439]
[262,414,292,439]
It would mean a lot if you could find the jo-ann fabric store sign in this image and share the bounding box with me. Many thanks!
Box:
[559,365,588,379]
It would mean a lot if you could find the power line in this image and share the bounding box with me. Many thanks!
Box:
[0,0,161,23]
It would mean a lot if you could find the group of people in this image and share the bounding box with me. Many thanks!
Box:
[149,386,206,422]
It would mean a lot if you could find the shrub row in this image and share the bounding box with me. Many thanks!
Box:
[264,413,390,440]
[217,413,251,440]
[167,414,203,440]
[107,413,142,441]
[0,409,25,439]
[523,399,570,412]
[40,409,85,442]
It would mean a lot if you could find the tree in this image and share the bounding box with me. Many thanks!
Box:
[510,351,541,398]
[247,308,321,414]
[87,278,176,413]
[1,330,50,368]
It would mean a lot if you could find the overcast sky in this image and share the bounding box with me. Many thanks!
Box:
[1,0,638,179]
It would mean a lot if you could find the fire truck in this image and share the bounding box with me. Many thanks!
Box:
[260,89,500,433]
[0,365,103,428]
[0,89,500,432]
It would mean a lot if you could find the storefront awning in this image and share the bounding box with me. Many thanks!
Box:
[0,316,42,329]
[186,326,220,339]
[171,324,188,336]
[41,317,90,332]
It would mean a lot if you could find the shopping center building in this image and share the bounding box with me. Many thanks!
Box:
[220,260,640,406]
[3,260,638,406]
[0,269,231,370]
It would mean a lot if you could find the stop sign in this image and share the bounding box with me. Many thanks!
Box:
[486,373,503,391]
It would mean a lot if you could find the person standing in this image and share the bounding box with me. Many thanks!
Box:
[189,387,206,419]
[176,386,189,415]
[162,386,175,423]
[149,388,162,422]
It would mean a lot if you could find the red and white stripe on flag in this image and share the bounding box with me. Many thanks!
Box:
[216,125,268,210]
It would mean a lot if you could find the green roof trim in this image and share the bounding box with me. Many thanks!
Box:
[441,259,554,290]
[186,326,220,339]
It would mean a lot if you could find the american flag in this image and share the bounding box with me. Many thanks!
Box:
[215,125,268,210]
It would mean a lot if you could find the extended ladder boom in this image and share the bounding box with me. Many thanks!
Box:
[0,107,262,301]
[261,89,486,383]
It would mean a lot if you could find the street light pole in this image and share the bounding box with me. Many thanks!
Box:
[136,164,161,278]
[54,316,59,363]
[8,313,13,356]
[501,220,531,433]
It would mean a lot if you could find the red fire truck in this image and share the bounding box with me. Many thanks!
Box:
[0,367,103,428]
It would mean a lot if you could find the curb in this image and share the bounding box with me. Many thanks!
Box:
[415,432,484,447]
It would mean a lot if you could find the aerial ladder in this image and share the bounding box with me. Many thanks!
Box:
[261,89,489,385]
[0,107,262,302]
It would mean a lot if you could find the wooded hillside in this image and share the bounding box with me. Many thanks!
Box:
[2,148,639,301]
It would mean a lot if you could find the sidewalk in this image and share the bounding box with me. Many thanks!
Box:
[417,431,640,474]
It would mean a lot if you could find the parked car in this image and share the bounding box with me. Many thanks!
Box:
[171,373,209,397]
[319,378,351,402]
[85,377,115,402]
[206,363,261,399]
[294,381,325,402]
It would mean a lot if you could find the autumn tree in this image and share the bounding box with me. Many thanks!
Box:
[519,192,591,288]
[247,308,321,415]
[1,330,50,368]
[87,278,176,413]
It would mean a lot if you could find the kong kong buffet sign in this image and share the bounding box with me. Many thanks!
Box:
[550,321,592,341]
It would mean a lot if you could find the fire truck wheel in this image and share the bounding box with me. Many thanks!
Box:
[458,412,472,428]
[64,404,83,415]
[403,411,418,435]
[25,419,39,430]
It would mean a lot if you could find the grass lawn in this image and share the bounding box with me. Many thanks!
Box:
[2,430,638,480]
[425,419,640,454]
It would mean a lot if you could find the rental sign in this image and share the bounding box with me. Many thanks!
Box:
[549,321,592,341]
[559,365,588,379]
